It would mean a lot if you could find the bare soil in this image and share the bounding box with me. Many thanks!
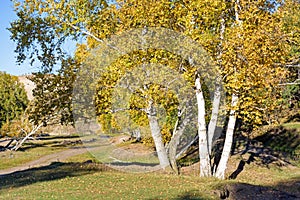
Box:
[0,147,90,175]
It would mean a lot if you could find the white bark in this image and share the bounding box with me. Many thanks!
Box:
[175,135,198,160]
[168,109,191,174]
[207,81,221,155]
[146,101,170,170]
[208,13,225,155]
[235,0,242,26]
[196,77,211,177]
[214,0,242,179]
[215,93,238,179]
[168,121,182,174]
[12,122,44,151]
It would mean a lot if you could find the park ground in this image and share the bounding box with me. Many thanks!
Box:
[0,123,299,199]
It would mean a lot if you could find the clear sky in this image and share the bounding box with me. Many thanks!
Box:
[0,1,33,75]
[0,1,76,76]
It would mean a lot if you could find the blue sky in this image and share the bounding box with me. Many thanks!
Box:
[0,1,76,76]
[0,1,33,75]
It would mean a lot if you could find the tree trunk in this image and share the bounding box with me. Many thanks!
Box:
[196,77,211,177]
[147,101,171,170]
[175,135,198,160]
[168,120,182,174]
[12,122,43,151]
[208,14,225,155]
[168,109,191,174]
[207,80,221,155]
[214,0,242,179]
[215,93,238,179]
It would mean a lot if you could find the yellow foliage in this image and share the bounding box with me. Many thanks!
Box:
[11,0,295,129]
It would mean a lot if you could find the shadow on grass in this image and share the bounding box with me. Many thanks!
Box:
[148,191,207,200]
[171,192,207,200]
[35,135,80,140]
[274,176,300,198]
[229,125,299,179]
[219,177,300,200]
[253,126,300,161]
[0,161,107,190]
[16,138,83,151]
[1,135,82,152]
[110,162,158,167]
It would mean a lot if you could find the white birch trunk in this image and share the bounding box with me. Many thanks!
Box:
[168,109,191,174]
[12,122,44,151]
[196,77,211,177]
[215,93,238,179]
[208,14,225,155]
[168,120,182,174]
[146,101,170,170]
[175,135,198,160]
[214,0,242,179]
[207,81,221,155]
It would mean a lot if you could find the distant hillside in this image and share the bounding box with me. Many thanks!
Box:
[18,75,35,101]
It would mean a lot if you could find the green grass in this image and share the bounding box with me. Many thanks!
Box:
[0,146,66,170]
[0,160,299,200]
[0,126,299,199]
[283,122,300,130]
[64,151,96,163]
[0,163,222,200]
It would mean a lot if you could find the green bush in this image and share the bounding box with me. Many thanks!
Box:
[0,72,28,135]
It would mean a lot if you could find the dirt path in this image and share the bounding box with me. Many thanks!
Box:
[0,140,161,175]
[0,147,91,176]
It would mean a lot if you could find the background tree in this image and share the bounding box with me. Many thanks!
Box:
[26,57,77,126]
[277,0,300,121]
[0,71,28,137]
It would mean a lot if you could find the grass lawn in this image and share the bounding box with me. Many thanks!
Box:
[0,123,299,199]
[0,167,222,199]
[0,159,299,199]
